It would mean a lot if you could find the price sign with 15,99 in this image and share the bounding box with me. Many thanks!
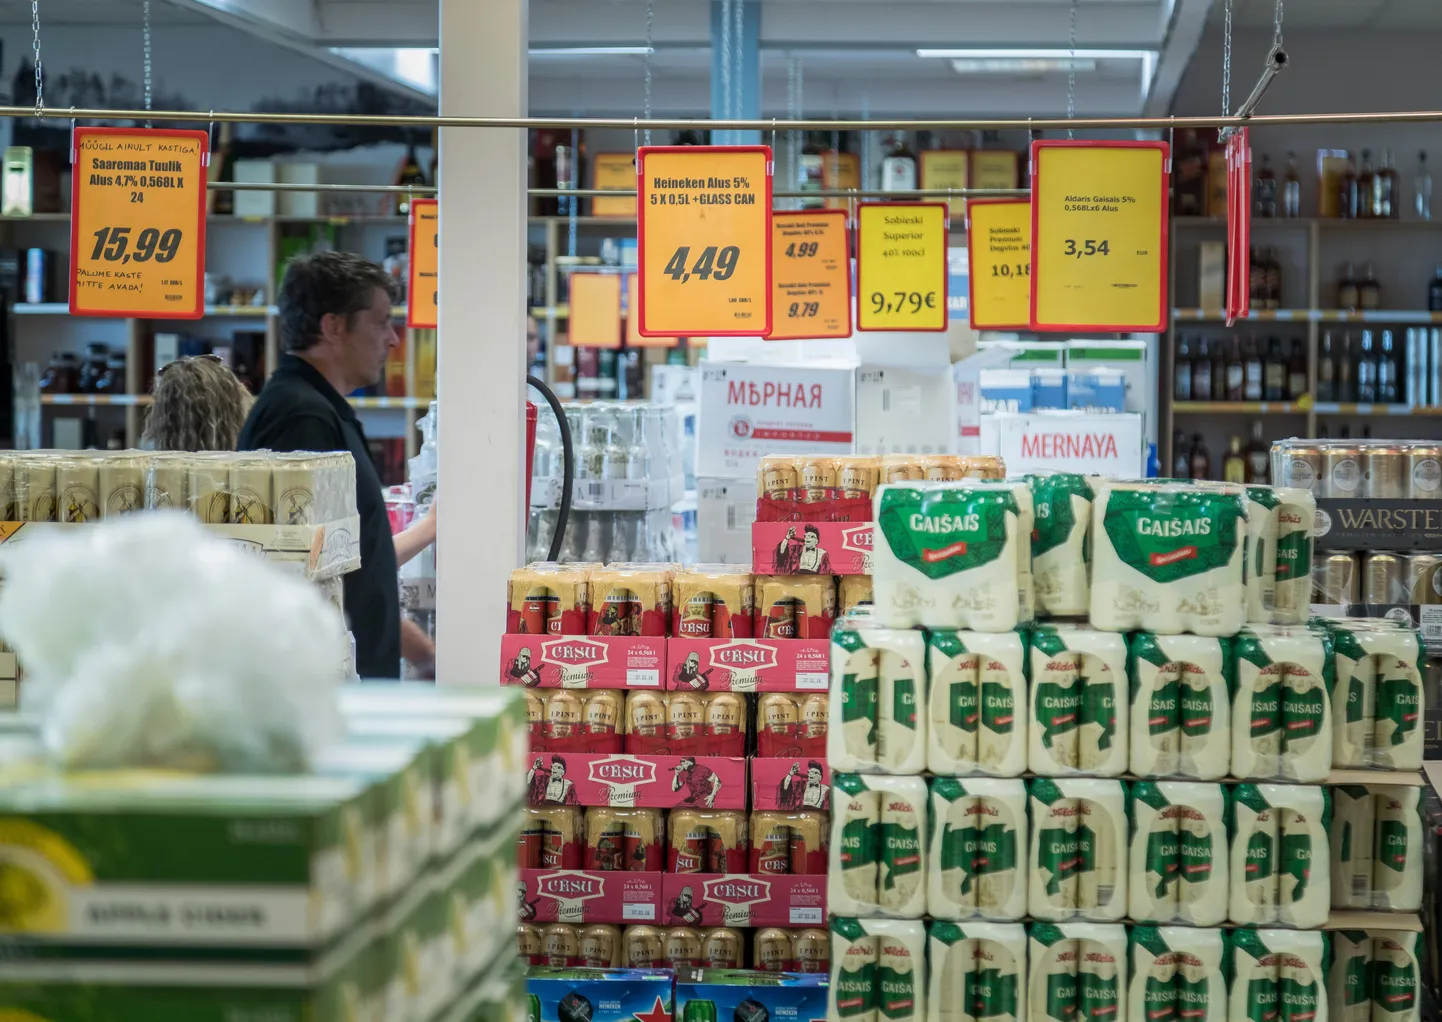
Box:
[765,209,852,340]
[1029,140,1170,332]
[407,199,439,329]
[855,202,948,332]
[70,127,208,319]
[636,145,772,337]
[966,198,1032,330]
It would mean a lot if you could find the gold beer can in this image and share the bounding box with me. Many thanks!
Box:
[544,690,584,739]
[1408,554,1442,607]
[754,928,794,972]
[271,456,322,525]
[228,457,275,525]
[1313,552,1360,607]
[667,692,704,739]
[543,923,580,967]
[582,690,623,737]
[704,692,745,736]
[800,694,829,738]
[962,455,1007,480]
[1274,442,1323,494]
[920,454,965,481]
[1363,552,1407,606]
[144,455,188,512]
[626,691,666,737]
[580,924,622,967]
[664,927,704,969]
[15,455,56,522]
[1362,445,1408,499]
[1410,445,1442,498]
[517,923,544,961]
[55,455,101,523]
[760,693,800,734]
[100,454,147,517]
[879,454,923,483]
[758,456,800,500]
[1321,445,1364,498]
[188,457,231,523]
[623,925,665,968]
[702,927,744,969]
[799,458,837,502]
[793,928,831,973]
[836,456,878,499]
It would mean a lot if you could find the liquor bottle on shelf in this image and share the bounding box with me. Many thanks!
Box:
[1429,264,1442,311]
[1174,336,1193,400]
[1254,154,1278,218]
[798,133,825,209]
[1336,333,1356,402]
[1172,430,1191,478]
[1282,152,1302,218]
[1249,247,1267,308]
[1263,336,1286,401]
[1226,337,1245,401]
[1356,330,1378,403]
[1213,340,1228,402]
[1317,331,1337,402]
[1378,329,1399,403]
[1337,262,1360,311]
[1416,151,1433,221]
[1243,337,1264,402]
[1339,151,1360,219]
[1359,261,1382,311]
[1287,338,1307,400]
[1223,437,1247,483]
[1263,247,1282,309]
[1174,129,1208,216]
[1246,420,1271,483]
[880,135,918,194]
[1189,434,1212,480]
[1379,149,1399,218]
[1192,337,1213,401]
[1357,149,1375,218]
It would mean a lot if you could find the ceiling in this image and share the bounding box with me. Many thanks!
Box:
[0,0,208,22]
[1214,0,1442,29]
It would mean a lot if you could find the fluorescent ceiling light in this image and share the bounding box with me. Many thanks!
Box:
[950,58,1098,73]
[329,47,437,96]
[917,48,1155,60]
[528,46,655,56]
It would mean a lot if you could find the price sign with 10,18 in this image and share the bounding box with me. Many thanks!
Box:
[765,209,852,340]
[70,127,209,319]
[966,198,1032,330]
[855,202,948,332]
[636,145,772,337]
[407,199,439,329]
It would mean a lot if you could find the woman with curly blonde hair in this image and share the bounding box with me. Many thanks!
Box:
[141,354,254,452]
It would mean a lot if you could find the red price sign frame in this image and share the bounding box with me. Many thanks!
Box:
[854,201,949,333]
[406,198,439,329]
[966,197,1033,331]
[765,207,854,341]
[1226,129,1251,326]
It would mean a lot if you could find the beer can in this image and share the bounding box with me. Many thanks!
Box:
[963,455,1007,481]
[518,808,547,869]
[800,694,829,738]
[624,925,665,968]
[271,457,322,525]
[706,810,748,873]
[800,457,837,501]
[229,457,275,524]
[920,454,966,481]
[792,928,831,973]
[626,692,666,737]
[705,693,745,736]
[543,923,580,968]
[749,811,793,875]
[593,577,643,637]
[1321,445,1364,498]
[758,456,800,500]
[582,691,623,738]
[545,691,584,739]
[676,590,717,638]
[584,808,627,871]
[513,569,558,635]
[880,454,923,483]
[702,927,744,969]
[621,808,665,871]
[665,927,704,969]
[14,455,56,522]
[1362,445,1408,499]
[839,574,873,614]
[836,456,878,499]
[99,454,146,517]
[668,809,709,873]
[1408,554,1442,607]
[580,924,622,968]
[754,928,794,972]
[55,455,101,523]
[1363,552,1408,606]
[760,693,800,735]
[788,811,828,875]
[1410,445,1442,498]
[540,806,583,869]
[760,591,802,639]
[0,453,15,522]
[1273,443,1323,494]
[667,692,705,739]
[524,692,545,731]
[518,923,545,965]
[188,458,230,523]
[144,456,187,512]
[1312,552,1360,608]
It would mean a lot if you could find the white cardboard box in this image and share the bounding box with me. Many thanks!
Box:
[855,362,954,456]
[1065,340,1150,415]
[696,362,856,478]
[697,476,757,564]
[979,411,1145,478]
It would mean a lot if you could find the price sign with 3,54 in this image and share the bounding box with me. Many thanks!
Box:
[70,127,209,319]
[856,202,948,332]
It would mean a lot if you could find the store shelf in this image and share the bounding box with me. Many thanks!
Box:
[204,304,276,317]
[1174,307,1442,324]
[1174,215,1442,231]
[1173,308,1314,322]
[1324,768,1424,787]
[41,394,153,406]
[1322,911,1422,932]
[12,303,72,315]
[1173,401,1309,414]
[1312,402,1414,415]
[348,396,428,409]
[12,303,277,318]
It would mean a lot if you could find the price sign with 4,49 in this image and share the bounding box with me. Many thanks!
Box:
[70,127,208,318]
[637,145,772,336]
[856,202,947,332]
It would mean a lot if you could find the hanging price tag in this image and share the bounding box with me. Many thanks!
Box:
[591,153,637,218]
[919,150,969,217]
[966,198,1032,330]
[765,209,852,340]
[855,202,948,332]
[569,272,623,348]
[406,198,439,329]
[70,127,208,319]
[637,145,772,337]
[1029,140,1170,333]
[1226,129,1251,326]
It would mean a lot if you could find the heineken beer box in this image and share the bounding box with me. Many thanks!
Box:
[501,633,667,690]
[519,869,664,925]
[751,757,832,812]
[661,872,826,928]
[752,521,874,575]
[676,967,826,1022]
[668,637,830,692]
[526,967,673,1022]
[524,753,748,810]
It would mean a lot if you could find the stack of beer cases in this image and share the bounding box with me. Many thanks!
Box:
[0,684,529,1022]
[826,473,1429,1022]
[501,560,849,980]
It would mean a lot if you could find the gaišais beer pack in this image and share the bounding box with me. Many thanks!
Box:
[1226,784,1331,928]
[927,628,1028,777]
[1027,472,1094,618]
[1089,482,1247,636]
[1028,625,1128,778]
[1026,778,1128,922]
[928,777,1027,921]
[1327,930,1422,1022]
[1126,926,1227,1022]
[1027,922,1128,1022]
[871,482,1027,632]
[829,916,927,1022]
[830,773,928,919]
[829,619,927,774]
[1126,632,1233,780]
[1330,785,1424,912]
[1226,928,1329,1022]
[926,920,1028,1022]
[1125,781,1228,926]
[1231,625,1334,782]
[1242,486,1316,626]
[1319,618,1426,770]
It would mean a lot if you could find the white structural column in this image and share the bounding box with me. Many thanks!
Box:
[436,0,528,684]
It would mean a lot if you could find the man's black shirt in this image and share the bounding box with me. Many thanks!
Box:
[237,354,400,678]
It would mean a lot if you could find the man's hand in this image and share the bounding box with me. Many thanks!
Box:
[395,496,438,567]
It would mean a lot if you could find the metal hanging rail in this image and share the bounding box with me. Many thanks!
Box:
[212,181,1029,199]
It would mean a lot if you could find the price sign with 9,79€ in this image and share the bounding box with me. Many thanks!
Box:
[637,145,772,337]
[856,202,948,332]
[70,127,209,319]
[1029,140,1170,333]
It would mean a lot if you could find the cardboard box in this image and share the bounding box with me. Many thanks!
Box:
[980,411,1144,478]
[751,758,832,811]
[854,362,953,456]
[499,634,666,690]
[518,869,664,925]
[660,873,826,927]
[667,637,830,693]
[953,343,1035,453]
[1065,340,1150,416]
[522,754,747,810]
[527,968,673,1022]
[675,969,827,1021]
[697,476,757,564]
[696,362,856,478]
[752,521,873,575]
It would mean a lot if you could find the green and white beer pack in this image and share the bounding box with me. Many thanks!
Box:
[1329,785,1424,912]
[1329,930,1422,1022]
[928,921,1028,1022]
[929,777,1028,921]
[871,482,1030,632]
[1317,618,1425,771]
[1126,926,1227,1022]
[1026,778,1128,922]
[830,916,928,1022]
[1126,781,1229,926]
[1026,473,1094,619]
[1126,632,1233,780]
[1242,486,1315,627]
[1027,625,1128,778]
[928,629,1028,777]
[1226,783,1331,928]
[1089,483,1248,636]
[1231,625,1334,782]
[1226,928,1330,1022]
[830,772,929,919]
[829,617,928,774]
[1027,922,1128,1022]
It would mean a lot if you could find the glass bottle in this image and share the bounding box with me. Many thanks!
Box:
[1263,337,1286,401]
[1339,151,1359,219]
[1172,430,1191,479]
[1248,247,1264,308]
[881,135,918,194]
[1243,337,1263,401]
[1189,434,1212,480]
[1264,246,1282,309]
[1213,340,1228,402]
[1357,149,1375,219]
[1286,339,1307,400]
[1174,335,1193,401]
[77,342,109,393]
[1282,152,1302,218]
[1356,330,1377,403]
[1226,337,1246,401]
[1336,333,1356,402]
[1381,149,1399,218]
[1174,129,1208,216]
[1428,264,1442,312]
[1337,262,1360,311]
[1416,151,1433,221]
[798,132,825,209]
[1192,337,1213,401]
[39,351,79,393]
[1317,331,1336,402]
[1247,420,1271,483]
[1378,329,1399,403]
[1359,261,1382,311]
[95,352,127,395]
[1254,154,1278,218]
[1223,436,1247,483]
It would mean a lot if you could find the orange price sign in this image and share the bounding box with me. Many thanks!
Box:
[568,272,623,348]
[626,274,677,348]
[637,145,772,337]
[967,198,1032,330]
[406,199,439,328]
[70,127,208,319]
[765,209,852,340]
[591,153,637,218]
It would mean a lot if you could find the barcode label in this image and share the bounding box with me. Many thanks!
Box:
[1096,885,1114,905]
[796,672,829,691]
[627,669,661,688]
[623,902,655,921]
[1421,606,1442,640]
[789,906,823,925]
[584,481,607,501]
[727,505,738,530]
[1351,872,1371,900]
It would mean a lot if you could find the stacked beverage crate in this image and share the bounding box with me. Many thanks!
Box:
[826,474,1428,1022]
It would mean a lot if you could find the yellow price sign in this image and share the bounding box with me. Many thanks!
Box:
[637,145,772,337]
[855,202,948,332]
[919,150,969,217]
[591,153,637,218]
[626,274,677,348]
[766,209,852,340]
[568,272,623,348]
[1029,140,1170,332]
[70,127,208,319]
[406,199,439,329]
[967,198,1032,330]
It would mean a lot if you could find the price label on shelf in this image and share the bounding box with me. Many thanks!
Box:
[856,202,948,332]
[966,198,1032,330]
[70,127,208,319]
[406,199,439,329]
[591,153,638,218]
[568,272,623,348]
[1029,140,1170,332]
[765,209,852,340]
[637,145,772,336]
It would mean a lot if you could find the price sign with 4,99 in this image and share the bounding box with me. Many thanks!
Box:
[856,202,948,332]
[636,145,772,337]
[407,199,439,329]
[70,127,208,319]
[1029,140,1170,332]
[765,209,852,340]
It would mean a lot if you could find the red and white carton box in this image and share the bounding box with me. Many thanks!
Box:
[500,633,665,689]
[696,362,856,478]
[660,873,826,928]
[523,754,748,810]
[752,521,874,575]
[518,869,664,925]
[667,637,829,693]
[750,758,832,812]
